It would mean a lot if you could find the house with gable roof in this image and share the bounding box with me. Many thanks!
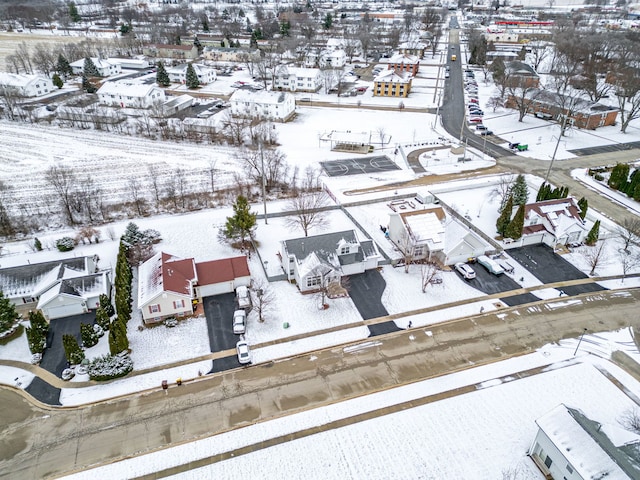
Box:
[229,89,295,122]
[37,271,110,320]
[70,57,122,77]
[388,204,489,266]
[529,404,640,480]
[166,63,217,85]
[373,69,413,97]
[273,66,322,92]
[0,73,53,97]
[138,252,250,324]
[97,81,166,108]
[387,53,420,75]
[522,198,587,247]
[280,230,381,293]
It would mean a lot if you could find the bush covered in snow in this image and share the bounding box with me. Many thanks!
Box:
[55,236,76,252]
[88,353,133,381]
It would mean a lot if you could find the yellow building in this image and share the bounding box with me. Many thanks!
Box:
[373,70,413,97]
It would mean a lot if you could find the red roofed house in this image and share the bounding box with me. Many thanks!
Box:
[138,252,250,324]
[522,197,587,247]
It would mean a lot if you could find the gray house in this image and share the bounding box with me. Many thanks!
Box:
[281,230,381,292]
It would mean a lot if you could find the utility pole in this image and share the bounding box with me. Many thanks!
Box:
[260,145,268,225]
[573,328,588,356]
[544,114,568,183]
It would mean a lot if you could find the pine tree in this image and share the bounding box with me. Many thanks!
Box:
[511,174,529,206]
[536,182,550,202]
[518,45,527,61]
[323,13,333,29]
[505,204,525,240]
[496,195,513,236]
[577,197,588,220]
[99,293,115,317]
[56,54,72,77]
[108,327,119,355]
[202,15,210,32]
[156,61,171,87]
[68,1,81,22]
[225,195,257,248]
[80,322,98,348]
[280,21,291,36]
[185,63,200,89]
[83,57,100,77]
[28,310,48,334]
[82,75,97,93]
[26,326,45,354]
[96,306,110,331]
[585,220,600,246]
[34,237,43,251]
[608,163,630,191]
[52,73,63,89]
[0,291,19,334]
[193,36,202,52]
[62,334,85,364]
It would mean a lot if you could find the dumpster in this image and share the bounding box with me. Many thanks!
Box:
[517,144,528,151]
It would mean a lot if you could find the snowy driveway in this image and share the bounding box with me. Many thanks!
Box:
[347,270,389,322]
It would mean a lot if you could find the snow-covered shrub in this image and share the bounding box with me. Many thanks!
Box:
[61,368,75,381]
[164,317,178,328]
[88,353,133,381]
[93,324,104,337]
[30,353,42,365]
[55,237,76,252]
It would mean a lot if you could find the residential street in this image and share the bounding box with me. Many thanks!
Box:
[1,288,638,479]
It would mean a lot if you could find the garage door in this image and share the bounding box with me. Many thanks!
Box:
[199,281,234,298]
[46,303,86,319]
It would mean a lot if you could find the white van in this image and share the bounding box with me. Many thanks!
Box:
[236,285,251,309]
[477,255,505,275]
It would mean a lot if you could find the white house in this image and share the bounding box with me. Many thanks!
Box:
[0,73,54,97]
[529,404,640,480]
[387,203,488,265]
[70,57,122,77]
[37,271,111,320]
[97,81,166,108]
[280,230,381,293]
[521,197,587,247]
[320,50,347,68]
[166,63,217,85]
[273,66,322,92]
[108,57,150,70]
[138,252,250,324]
[229,89,295,122]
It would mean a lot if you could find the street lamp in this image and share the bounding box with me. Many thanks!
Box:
[573,328,588,356]
[259,145,268,225]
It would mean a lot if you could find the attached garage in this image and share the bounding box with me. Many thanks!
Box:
[195,256,251,300]
[43,300,87,319]
[37,272,110,321]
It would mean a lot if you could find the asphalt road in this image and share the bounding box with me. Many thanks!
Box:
[2,288,638,479]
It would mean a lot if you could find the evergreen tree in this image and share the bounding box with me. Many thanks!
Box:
[625,169,640,198]
[68,1,81,22]
[62,334,85,364]
[80,322,98,348]
[193,36,202,52]
[156,61,170,87]
[323,13,333,29]
[536,182,550,202]
[517,45,527,61]
[608,163,630,191]
[511,174,529,206]
[26,326,45,354]
[202,15,210,32]
[280,21,291,36]
[99,293,115,317]
[505,204,525,239]
[34,237,43,251]
[96,306,110,331]
[28,310,48,335]
[83,57,100,77]
[0,291,19,334]
[108,327,119,355]
[82,75,97,93]
[224,195,257,248]
[52,73,63,89]
[185,63,200,89]
[56,54,72,77]
[489,57,505,82]
[108,318,128,354]
[119,23,131,35]
[577,197,588,220]
[585,220,600,246]
[496,195,513,236]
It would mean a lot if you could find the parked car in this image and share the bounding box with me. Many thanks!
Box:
[475,124,488,130]
[477,255,505,275]
[455,262,476,280]
[468,98,479,104]
[469,117,483,123]
[479,130,494,136]
[445,72,450,78]
[236,285,251,309]
[232,309,246,334]
[535,112,553,120]
[236,340,252,364]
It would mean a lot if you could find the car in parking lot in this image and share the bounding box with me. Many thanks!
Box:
[535,111,553,120]
[469,98,479,103]
[455,262,476,280]
[479,130,494,136]
[236,340,251,364]
[475,124,488,130]
[469,117,483,123]
[232,309,246,334]
[469,109,484,116]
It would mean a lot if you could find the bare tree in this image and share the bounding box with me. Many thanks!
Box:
[581,241,609,276]
[420,262,441,293]
[285,192,330,237]
[147,164,162,210]
[174,167,187,209]
[0,181,14,237]
[619,406,640,433]
[250,279,275,323]
[490,175,514,211]
[618,250,640,283]
[617,217,640,252]
[206,159,217,194]
[46,165,77,225]
[128,177,147,216]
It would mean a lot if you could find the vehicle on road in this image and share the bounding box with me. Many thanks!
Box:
[477,255,505,275]
[232,310,246,334]
[236,340,252,364]
[455,263,476,280]
[451,54,457,61]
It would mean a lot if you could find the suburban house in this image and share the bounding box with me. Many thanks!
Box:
[0,255,103,315]
[387,203,488,266]
[273,66,323,92]
[504,60,540,88]
[37,271,111,320]
[520,197,587,247]
[0,73,54,97]
[137,252,251,324]
[505,89,619,129]
[108,57,150,70]
[166,63,217,85]
[387,53,420,75]
[529,404,640,480]
[201,46,260,62]
[398,41,428,58]
[70,57,122,77]
[143,43,199,60]
[280,230,381,293]
[229,89,296,122]
[373,70,413,97]
[163,94,194,115]
[320,50,347,68]
[97,81,166,108]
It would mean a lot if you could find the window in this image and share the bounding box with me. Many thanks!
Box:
[544,455,553,468]
[173,299,185,309]
[340,246,349,255]
[149,304,161,313]
[414,245,424,256]
[307,275,322,287]
[566,464,573,474]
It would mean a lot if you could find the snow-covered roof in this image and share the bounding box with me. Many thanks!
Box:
[284,230,371,271]
[401,208,446,249]
[70,57,119,69]
[444,218,487,255]
[388,53,420,65]
[536,404,640,479]
[166,63,215,75]
[374,69,412,84]
[275,66,320,78]
[164,94,194,109]
[0,73,50,88]
[97,81,162,98]
[230,89,291,105]
[525,198,585,237]
[137,252,195,307]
